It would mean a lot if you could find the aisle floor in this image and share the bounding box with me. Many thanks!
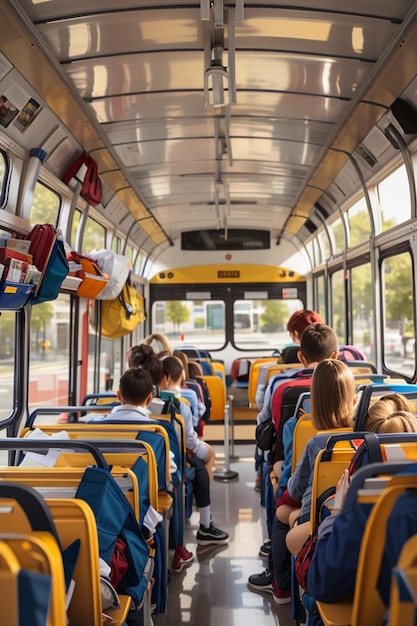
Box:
[153,445,294,626]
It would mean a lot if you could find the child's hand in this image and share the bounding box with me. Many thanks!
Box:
[333,469,350,513]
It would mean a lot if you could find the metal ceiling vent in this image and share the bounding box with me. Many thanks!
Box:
[356,143,377,168]
[205,45,229,108]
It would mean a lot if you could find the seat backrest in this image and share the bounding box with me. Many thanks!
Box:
[292,413,318,473]
[389,535,417,626]
[316,465,417,626]
[346,432,417,479]
[21,422,168,491]
[230,357,255,384]
[0,534,66,626]
[266,363,301,384]
[309,440,355,532]
[338,345,367,361]
[203,375,226,421]
[210,361,226,382]
[271,376,313,461]
[247,358,278,406]
[0,539,22,625]
[0,474,136,623]
[46,498,102,626]
[0,483,67,626]
[81,392,119,407]
[0,466,142,522]
[351,479,417,626]
[354,383,417,430]
[195,359,213,375]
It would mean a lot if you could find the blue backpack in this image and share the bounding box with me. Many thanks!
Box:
[75,466,150,607]
[25,224,69,304]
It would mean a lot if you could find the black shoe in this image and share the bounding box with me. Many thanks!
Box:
[247,568,273,593]
[196,523,229,545]
[259,540,271,557]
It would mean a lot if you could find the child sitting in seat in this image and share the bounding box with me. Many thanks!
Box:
[173,350,207,430]
[282,359,357,555]
[85,367,155,423]
[158,356,229,550]
[363,393,417,433]
[307,394,417,614]
[86,364,194,576]
[248,325,340,604]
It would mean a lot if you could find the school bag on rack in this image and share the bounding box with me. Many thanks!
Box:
[89,249,131,300]
[24,224,69,304]
[96,275,146,339]
[62,152,102,207]
[66,249,109,299]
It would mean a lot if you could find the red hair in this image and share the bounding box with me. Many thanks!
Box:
[287,309,325,336]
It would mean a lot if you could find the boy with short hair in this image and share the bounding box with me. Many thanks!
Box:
[86,367,196,573]
[87,367,155,422]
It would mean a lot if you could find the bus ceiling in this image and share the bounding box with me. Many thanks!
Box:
[1,1,417,261]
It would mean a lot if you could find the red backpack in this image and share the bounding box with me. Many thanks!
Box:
[270,373,313,461]
[24,224,69,304]
[63,152,102,207]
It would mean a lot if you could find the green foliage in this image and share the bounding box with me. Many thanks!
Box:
[0,311,14,357]
[166,301,190,332]
[81,216,106,252]
[349,206,371,247]
[194,317,204,329]
[330,269,345,340]
[70,210,81,248]
[331,219,345,253]
[31,302,54,333]
[384,254,413,323]
[351,264,373,320]
[31,182,60,226]
[260,300,289,333]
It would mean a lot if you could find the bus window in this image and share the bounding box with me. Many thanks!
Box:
[331,268,346,345]
[151,299,226,351]
[70,209,81,248]
[233,298,303,351]
[30,181,60,226]
[378,165,412,231]
[348,197,371,247]
[328,215,346,255]
[28,294,71,412]
[351,263,374,362]
[318,228,331,261]
[111,236,121,253]
[124,243,134,265]
[95,336,122,395]
[382,252,414,374]
[0,309,15,423]
[312,238,322,266]
[314,274,326,321]
[82,215,106,252]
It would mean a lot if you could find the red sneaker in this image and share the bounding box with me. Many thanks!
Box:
[272,577,291,605]
[172,545,194,573]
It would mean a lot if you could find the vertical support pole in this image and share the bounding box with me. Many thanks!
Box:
[228,394,238,460]
[213,395,239,481]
